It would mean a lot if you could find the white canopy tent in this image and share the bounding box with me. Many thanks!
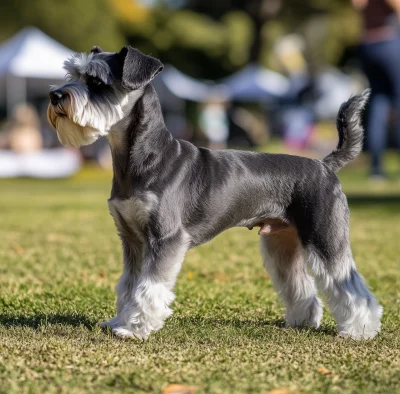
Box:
[219,64,289,102]
[0,27,74,114]
[159,65,216,102]
[159,64,290,103]
[0,28,290,113]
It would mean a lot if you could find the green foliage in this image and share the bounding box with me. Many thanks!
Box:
[0,0,363,79]
[0,0,125,52]
[273,0,361,69]
[119,7,253,79]
[175,0,361,70]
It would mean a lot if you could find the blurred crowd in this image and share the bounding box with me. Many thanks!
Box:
[0,0,400,179]
[355,0,400,179]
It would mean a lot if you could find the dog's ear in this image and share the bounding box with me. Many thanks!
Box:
[90,46,103,54]
[119,46,163,90]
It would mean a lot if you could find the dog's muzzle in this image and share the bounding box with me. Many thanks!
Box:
[49,90,65,106]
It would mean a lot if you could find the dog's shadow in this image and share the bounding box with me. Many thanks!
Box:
[0,313,337,338]
[169,315,337,337]
[0,313,96,330]
[173,315,286,329]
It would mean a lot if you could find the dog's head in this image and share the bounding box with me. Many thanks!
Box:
[47,46,163,148]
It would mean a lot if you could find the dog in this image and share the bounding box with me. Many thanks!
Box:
[48,45,383,340]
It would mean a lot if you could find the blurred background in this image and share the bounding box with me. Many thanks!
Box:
[0,0,399,183]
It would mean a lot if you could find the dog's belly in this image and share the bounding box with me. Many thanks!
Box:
[186,209,290,247]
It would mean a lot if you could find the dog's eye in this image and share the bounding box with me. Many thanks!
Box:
[88,76,103,86]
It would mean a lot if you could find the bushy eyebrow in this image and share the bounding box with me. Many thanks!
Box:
[85,71,108,85]
[85,59,113,85]
[63,53,113,84]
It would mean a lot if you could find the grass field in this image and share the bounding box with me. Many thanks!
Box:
[1,151,400,394]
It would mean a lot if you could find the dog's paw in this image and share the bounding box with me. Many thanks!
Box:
[337,300,383,340]
[100,316,120,328]
[111,326,149,340]
[338,329,379,340]
[112,326,135,338]
[101,316,151,339]
[339,303,383,341]
[286,296,323,329]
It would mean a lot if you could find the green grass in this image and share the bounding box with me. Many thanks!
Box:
[1,151,400,394]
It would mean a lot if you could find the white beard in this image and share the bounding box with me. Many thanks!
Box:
[55,116,103,148]
[47,85,144,148]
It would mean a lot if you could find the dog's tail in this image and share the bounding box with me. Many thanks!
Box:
[322,89,370,173]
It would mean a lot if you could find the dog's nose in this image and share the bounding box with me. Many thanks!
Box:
[49,90,64,105]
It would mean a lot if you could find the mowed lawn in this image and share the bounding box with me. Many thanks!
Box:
[1,152,400,394]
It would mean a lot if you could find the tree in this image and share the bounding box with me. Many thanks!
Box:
[113,3,254,79]
[0,0,125,52]
[167,0,360,71]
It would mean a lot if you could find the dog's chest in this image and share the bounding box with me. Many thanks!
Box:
[108,193,157,237]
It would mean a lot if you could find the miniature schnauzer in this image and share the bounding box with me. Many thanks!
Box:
[48,45,382,340]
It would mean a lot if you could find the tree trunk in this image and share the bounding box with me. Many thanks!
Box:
[247,0,282,63]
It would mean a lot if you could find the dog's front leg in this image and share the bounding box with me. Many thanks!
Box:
[100,238,142,330]
[112,231,190,339]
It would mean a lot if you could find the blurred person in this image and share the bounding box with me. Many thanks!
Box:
[354,0,400,178]
[7,104,43,153]
[0,103,80,178]
[228,106,267,147]
[274,34,318,150]
[199,97,229,150]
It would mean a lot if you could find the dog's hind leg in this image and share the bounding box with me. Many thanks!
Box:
[306,244,382,339]
[260,225,323,329]
[302,193,383,339]
[112,230,190,339]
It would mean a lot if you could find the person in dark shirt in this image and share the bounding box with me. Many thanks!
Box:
[353,0,400,178]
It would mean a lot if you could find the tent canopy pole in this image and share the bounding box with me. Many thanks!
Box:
[6,74,27,116]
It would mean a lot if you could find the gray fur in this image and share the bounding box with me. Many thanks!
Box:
[323,89,370,173]
[48,47,382,340]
